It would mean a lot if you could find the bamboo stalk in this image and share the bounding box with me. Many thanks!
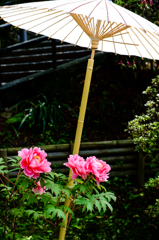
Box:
[58,47,96,240]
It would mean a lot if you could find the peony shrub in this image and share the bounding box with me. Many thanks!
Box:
[0,147,116,239]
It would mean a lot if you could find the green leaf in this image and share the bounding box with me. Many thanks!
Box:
[105,201,113,212]
[94,200,101,212]
[100,199,106,212]
[79,185,88,194]
[82,204,87,212]
[73,184,81,191]
[40,194,51,205]
[61,206,73,214]
[25,210,35,217]
[105,192,117,202]
[34,212,39,221]
[28,194,38,204]
[76,197,88,206]
[52,209,66,220]
[45,180,60,196]
[0,165,6,170]
[7,168,20,173]
[86,201,94,212]
[19,113,31,129]
[61,188,71,198]
[45,204,55,216]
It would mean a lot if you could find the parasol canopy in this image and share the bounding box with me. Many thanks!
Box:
[0,0,159,60]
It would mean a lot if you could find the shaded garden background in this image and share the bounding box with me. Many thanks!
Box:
[0,1,159,240]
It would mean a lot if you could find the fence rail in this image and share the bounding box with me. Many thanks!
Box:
[0,30,92,84]
[0,139,159,185]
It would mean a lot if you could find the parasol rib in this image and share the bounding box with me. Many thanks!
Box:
[119,4,147,32]
[98,20,106,38]
[49,0,94,11]
[118,25,130,57]
[104,0,109,23]
[99,22,115,38]
[131,28,155,61]
[48,18,74,39]
[126,28,143,59]
[71,13,92,37]
[109,1,128,26]
[13,11,65,29]
[143,31,159,47]
[0,8,45,19]
[148,31,159,44]
[102,25,130,39]
[68,0,97,13]
[136,28,159,55]
[23,12,66,31]
[35,14,70,36]
[74,30,84,46]
[101,22,122,38]
[111,24,116,55]
[61,24,79,43]
[85,17,94,34]
[82,15,92,35]
[95,19,102,38]
[112,32,129,37]
[89,17,94,35]
[87,0,102,18]
[103,40,138,45]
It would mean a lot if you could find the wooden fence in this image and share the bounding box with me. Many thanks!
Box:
[0,139,159,185]
[0,36,91,84]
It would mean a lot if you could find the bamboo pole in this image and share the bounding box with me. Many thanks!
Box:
[58,43,98,240]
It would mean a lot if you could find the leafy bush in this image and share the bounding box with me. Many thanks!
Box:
[6,95,77,135]
[127,75,159,165]
[144,173,159,218]
[114,0,159,25]
[0,150,115,240]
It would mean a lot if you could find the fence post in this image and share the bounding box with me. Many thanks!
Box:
[0,149,9,185]
[20,29,27,42]
[137,150,145,185]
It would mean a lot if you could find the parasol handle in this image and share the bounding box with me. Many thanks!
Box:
[59,42,99,240]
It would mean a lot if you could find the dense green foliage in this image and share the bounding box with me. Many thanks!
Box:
[114,0,159,25]
[1,170,159,240]
[0,156,115,240]
[127,75,159,166]
[5,96,77,135]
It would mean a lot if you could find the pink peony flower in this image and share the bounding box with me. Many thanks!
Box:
[64,154,88,180]
[32,181,46,195]
[85,156,111,185]
[18,147,51,179]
